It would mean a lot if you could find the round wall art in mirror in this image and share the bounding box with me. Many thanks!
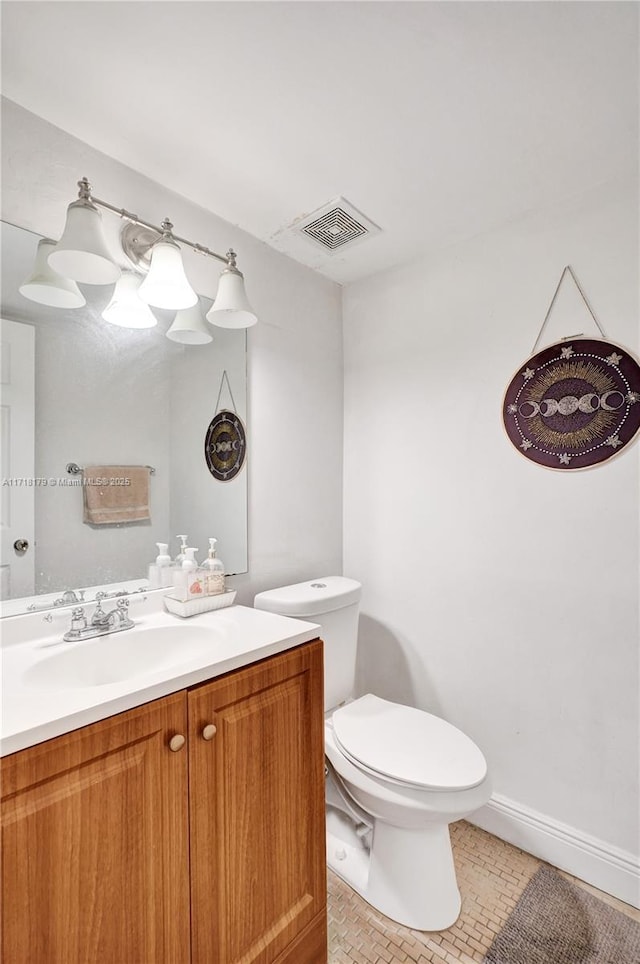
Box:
[205,410,247,481]
[502,339,640,470]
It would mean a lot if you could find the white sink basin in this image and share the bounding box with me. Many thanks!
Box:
[23,625,219,689]
[2,602,321,757]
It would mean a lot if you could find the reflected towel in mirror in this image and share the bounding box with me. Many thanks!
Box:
[82,465,151,526]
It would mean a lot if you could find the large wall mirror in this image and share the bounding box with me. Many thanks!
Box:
[0,220,248,616]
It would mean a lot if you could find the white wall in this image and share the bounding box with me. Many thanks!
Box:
[343,176,639,889]
[1,99,344,602]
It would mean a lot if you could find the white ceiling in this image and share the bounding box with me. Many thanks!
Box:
[2,1,637,285]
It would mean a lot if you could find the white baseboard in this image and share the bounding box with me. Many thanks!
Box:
[469,793,640,910]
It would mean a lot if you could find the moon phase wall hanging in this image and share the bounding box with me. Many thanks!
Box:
[502,338,640,470]
[205,370,246,481]
[204,409,246,481]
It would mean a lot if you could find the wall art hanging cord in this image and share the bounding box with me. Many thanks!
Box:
[530,264,607,356]
[214,369,239,417]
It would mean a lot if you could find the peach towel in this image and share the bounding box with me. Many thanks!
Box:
[82,465,151,526]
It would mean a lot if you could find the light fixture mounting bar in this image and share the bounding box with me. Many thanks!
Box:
[76,177,231,266]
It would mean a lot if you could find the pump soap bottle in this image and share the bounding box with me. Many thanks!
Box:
[183,548,205,599]
[156,542,174,588]
[149,542,172,589]
[201,538,225,596]
[174,535,189,567]
[174,546,195,601]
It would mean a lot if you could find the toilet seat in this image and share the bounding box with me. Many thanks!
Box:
[332,694,487,791]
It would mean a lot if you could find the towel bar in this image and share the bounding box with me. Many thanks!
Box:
[66,462,156,476]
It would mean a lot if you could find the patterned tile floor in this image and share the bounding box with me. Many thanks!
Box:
[327,820,639,964]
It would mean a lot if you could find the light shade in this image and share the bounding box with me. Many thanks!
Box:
[19,238,86,308]
[48,200,121,285]
[206,266,257,328]
[166,302,213,345]
[137,239,198,310]
[102,273,158,329]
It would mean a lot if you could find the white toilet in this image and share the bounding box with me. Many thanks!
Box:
[253,576,492,931]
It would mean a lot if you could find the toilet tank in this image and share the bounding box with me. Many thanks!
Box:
[254,577,361,711]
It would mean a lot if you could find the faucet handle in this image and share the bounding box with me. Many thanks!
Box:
[115,596,134,628]
[70,607,87,630]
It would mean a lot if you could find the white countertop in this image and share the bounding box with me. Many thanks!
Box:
[0,598,320,757]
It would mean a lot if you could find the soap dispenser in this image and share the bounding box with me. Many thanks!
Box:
[182,548,204,599]
[149,542,172,589]
[201,538,225,596]
[182,547,198,570]
[156,542,174,588]
[174,535,189,566]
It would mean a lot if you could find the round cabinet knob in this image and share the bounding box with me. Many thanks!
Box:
[168,733,186,752]
[202,723,217,741]
[13,539,29,554]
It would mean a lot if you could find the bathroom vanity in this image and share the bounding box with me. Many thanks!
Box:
[1,603,327,964]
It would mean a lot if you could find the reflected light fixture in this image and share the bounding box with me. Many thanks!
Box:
[19,237,86,308]
[102,272,157,329]
[21,178,258,329]
[167,300,213,345]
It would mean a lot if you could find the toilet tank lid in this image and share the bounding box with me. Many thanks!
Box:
[254,576,361,617]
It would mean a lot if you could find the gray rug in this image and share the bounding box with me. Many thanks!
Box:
[484,865,640,964]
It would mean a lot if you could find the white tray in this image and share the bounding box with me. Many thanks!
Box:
[163,589,236,618]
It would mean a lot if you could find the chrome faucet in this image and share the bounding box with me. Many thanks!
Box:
[90,598,114,629]
[63,598,135,642]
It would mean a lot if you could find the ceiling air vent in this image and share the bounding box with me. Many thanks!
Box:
[296,197,380,253]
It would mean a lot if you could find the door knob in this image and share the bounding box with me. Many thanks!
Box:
[13,539,29,554]
[202,724,217,741]
[168,734,186,752]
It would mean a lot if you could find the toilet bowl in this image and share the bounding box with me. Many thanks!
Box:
[324,694,491,929]
[254,577,492,931]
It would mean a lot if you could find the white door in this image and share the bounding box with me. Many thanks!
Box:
[0,318,35,598]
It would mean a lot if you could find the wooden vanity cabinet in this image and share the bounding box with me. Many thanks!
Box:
[189,638,327,964]
[1,691,191,964]
[1,639,327,964]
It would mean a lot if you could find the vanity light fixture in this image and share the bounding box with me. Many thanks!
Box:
[48,192,122,285]
[206,254,257,329]
[102,272,158,329]
[166,300,213,345]
[137,218,198,311]
[19,237,86,309]
[26,178,258,328]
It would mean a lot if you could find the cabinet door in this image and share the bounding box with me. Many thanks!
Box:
[189,640,326,964]
[1,692,190,964]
